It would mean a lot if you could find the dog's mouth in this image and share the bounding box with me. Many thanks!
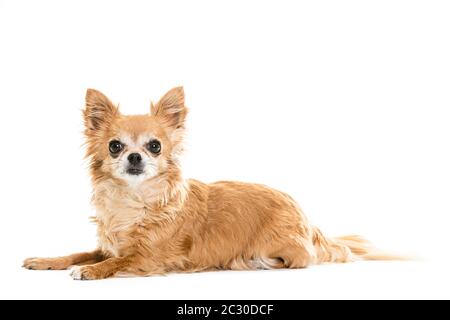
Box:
[126,168,144,175]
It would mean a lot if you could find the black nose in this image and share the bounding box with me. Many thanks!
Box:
[128,153,142,165]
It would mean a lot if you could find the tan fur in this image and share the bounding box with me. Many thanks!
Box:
[23,87,392,280]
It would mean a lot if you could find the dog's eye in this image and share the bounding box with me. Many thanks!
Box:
[109,140,123,154]
[147,140,161,154]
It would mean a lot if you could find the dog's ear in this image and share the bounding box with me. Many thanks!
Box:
[84,89,118,134]
[151,87,187,130]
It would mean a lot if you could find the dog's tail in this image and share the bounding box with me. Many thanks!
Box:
[312,227,405,263]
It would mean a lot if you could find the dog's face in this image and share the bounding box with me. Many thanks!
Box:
[83,87,187,187]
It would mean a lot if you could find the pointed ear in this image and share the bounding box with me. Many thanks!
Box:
[84,89,118,134]
[151,87,187,130]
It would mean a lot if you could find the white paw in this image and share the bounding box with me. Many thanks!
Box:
[69,266,82,280]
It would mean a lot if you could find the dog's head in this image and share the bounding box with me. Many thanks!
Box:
[83,87,187,187]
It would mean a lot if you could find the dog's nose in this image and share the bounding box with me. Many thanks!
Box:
[128,153,142,165]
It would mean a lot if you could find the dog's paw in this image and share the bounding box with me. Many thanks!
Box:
[23,257,69,270]
[70,265,105,280]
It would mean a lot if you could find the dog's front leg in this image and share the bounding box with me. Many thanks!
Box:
[69,256,134,280]
[23,250,105,270]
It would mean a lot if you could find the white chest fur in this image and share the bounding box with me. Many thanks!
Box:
[91,179,188,257]
[93,182,149,257]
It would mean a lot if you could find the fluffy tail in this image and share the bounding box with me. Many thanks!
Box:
[312,227,404,263]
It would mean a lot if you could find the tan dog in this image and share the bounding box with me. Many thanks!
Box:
[23,87,389,280]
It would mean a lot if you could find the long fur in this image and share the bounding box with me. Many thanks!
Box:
[23,87,394,280]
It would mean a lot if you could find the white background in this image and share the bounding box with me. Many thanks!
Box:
[0,0,449,299]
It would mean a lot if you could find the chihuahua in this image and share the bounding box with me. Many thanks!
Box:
[23,87,388,280]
